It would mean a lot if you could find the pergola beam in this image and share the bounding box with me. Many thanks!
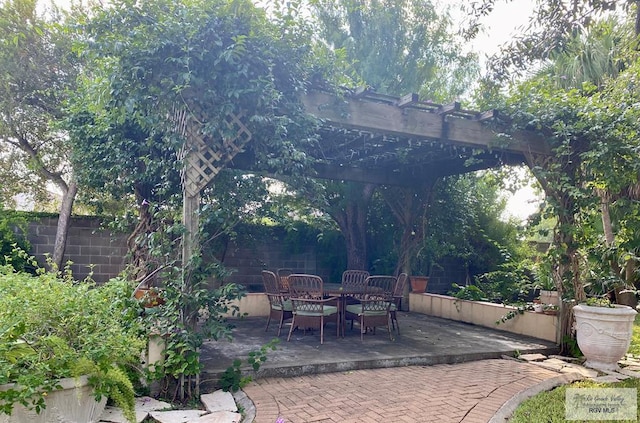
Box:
[301,90,550,156]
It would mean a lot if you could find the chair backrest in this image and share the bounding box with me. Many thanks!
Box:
[393,273,408,297]
[276,268,293,291]
[262,270,280,294]
[262,270,286,308]
[342,270,370,289]
[277,268,293,278]
[365,275,396,297]
[361,276,395,313]
[288,274,324,300]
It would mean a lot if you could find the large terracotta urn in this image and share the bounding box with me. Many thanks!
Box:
[573,304,637,371]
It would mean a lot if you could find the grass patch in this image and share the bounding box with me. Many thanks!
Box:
[510,378,640,423]
[511,313,640,422]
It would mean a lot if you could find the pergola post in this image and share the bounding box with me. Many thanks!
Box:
[171,105,252,400]
[174,105,253,296]
[181,190,199,298]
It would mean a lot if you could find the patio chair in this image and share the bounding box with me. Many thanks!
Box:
[342,270,370,288]
[287,274,339,344]
[276,268,293,292]
[341,269,370,305]
[391,273,408,334]
[262,270,293,336]
[345,275,396,341]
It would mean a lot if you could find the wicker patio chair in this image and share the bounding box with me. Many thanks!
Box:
[276,268,293,292]
[342,270,370,289]
[345,275,396,341]
[341,269,370,305]
[262,270,293,336]
[391,273,408,334]
[287,274,339,345]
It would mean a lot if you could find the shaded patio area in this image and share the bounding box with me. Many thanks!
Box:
[199,311,558,392]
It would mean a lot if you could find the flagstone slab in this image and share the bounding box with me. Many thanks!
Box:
[518,353,547,362]
[201,390,237,413]
[99,396,174,422]
[99,406,149,423]
[150,409,207,423]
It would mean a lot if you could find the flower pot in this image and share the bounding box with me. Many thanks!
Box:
[134,287,165,308]
[533,303,543,313]
[0,376,107,423]
[410,276,429,293]
[615,288,637,308]
[573,304,637,371]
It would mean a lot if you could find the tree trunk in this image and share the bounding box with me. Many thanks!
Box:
[52,179,77,270]
[381,181,436,275]
[526,154,583,354]
[599,191,628,282]
[600,194,615,246]
[329,182,375,270]
[127,186,154,283]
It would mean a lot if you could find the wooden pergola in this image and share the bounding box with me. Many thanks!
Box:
[297,89,548,186]
[176,86,549,290]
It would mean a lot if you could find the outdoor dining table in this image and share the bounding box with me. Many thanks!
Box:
[322,283,370,337]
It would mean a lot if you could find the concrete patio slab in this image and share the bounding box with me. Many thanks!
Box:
[199,311,558,391]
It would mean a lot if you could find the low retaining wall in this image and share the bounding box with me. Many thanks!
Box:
[225,293,559,344]
[409,293,558,343]
[224,293,270,318]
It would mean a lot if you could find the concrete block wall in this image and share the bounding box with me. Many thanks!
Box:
[23,216,330,290]
[27,216,128,283]
[422,257,469,295]
[222,228,332,292]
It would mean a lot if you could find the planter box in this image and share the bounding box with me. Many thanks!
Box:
[0,376,106,423]
[409,293,558,343]
[223,293,270,318]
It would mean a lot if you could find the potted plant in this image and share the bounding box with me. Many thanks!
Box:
[410,275,429,293]
[573,297,637,371]
[0,258,145,422]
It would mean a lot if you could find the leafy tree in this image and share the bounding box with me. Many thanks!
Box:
[301,0,481,272]
[465,0,638,81]
[486,11,640,348]
[70,0,331,400]
[310,0,479,101]
[0,0,80,268]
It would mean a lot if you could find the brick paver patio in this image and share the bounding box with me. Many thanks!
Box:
[243,359,561,423]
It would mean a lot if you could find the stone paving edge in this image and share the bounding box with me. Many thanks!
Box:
[487,372,585,423]
[234,390,256,423]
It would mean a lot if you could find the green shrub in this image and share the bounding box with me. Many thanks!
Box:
[449,283,488,301]
[0,209,31,272]
[0,260,145,422]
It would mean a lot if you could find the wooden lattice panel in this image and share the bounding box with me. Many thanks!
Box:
[174,107,252,197]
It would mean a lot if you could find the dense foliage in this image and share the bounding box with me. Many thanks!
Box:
[310,0,478,101]
[0,205,31,271]
[0,256,145,421]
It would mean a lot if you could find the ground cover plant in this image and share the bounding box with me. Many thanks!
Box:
[510,314,640,422]
[510,378,640,423]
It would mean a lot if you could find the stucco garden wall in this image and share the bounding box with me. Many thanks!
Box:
[409,293,559,343]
